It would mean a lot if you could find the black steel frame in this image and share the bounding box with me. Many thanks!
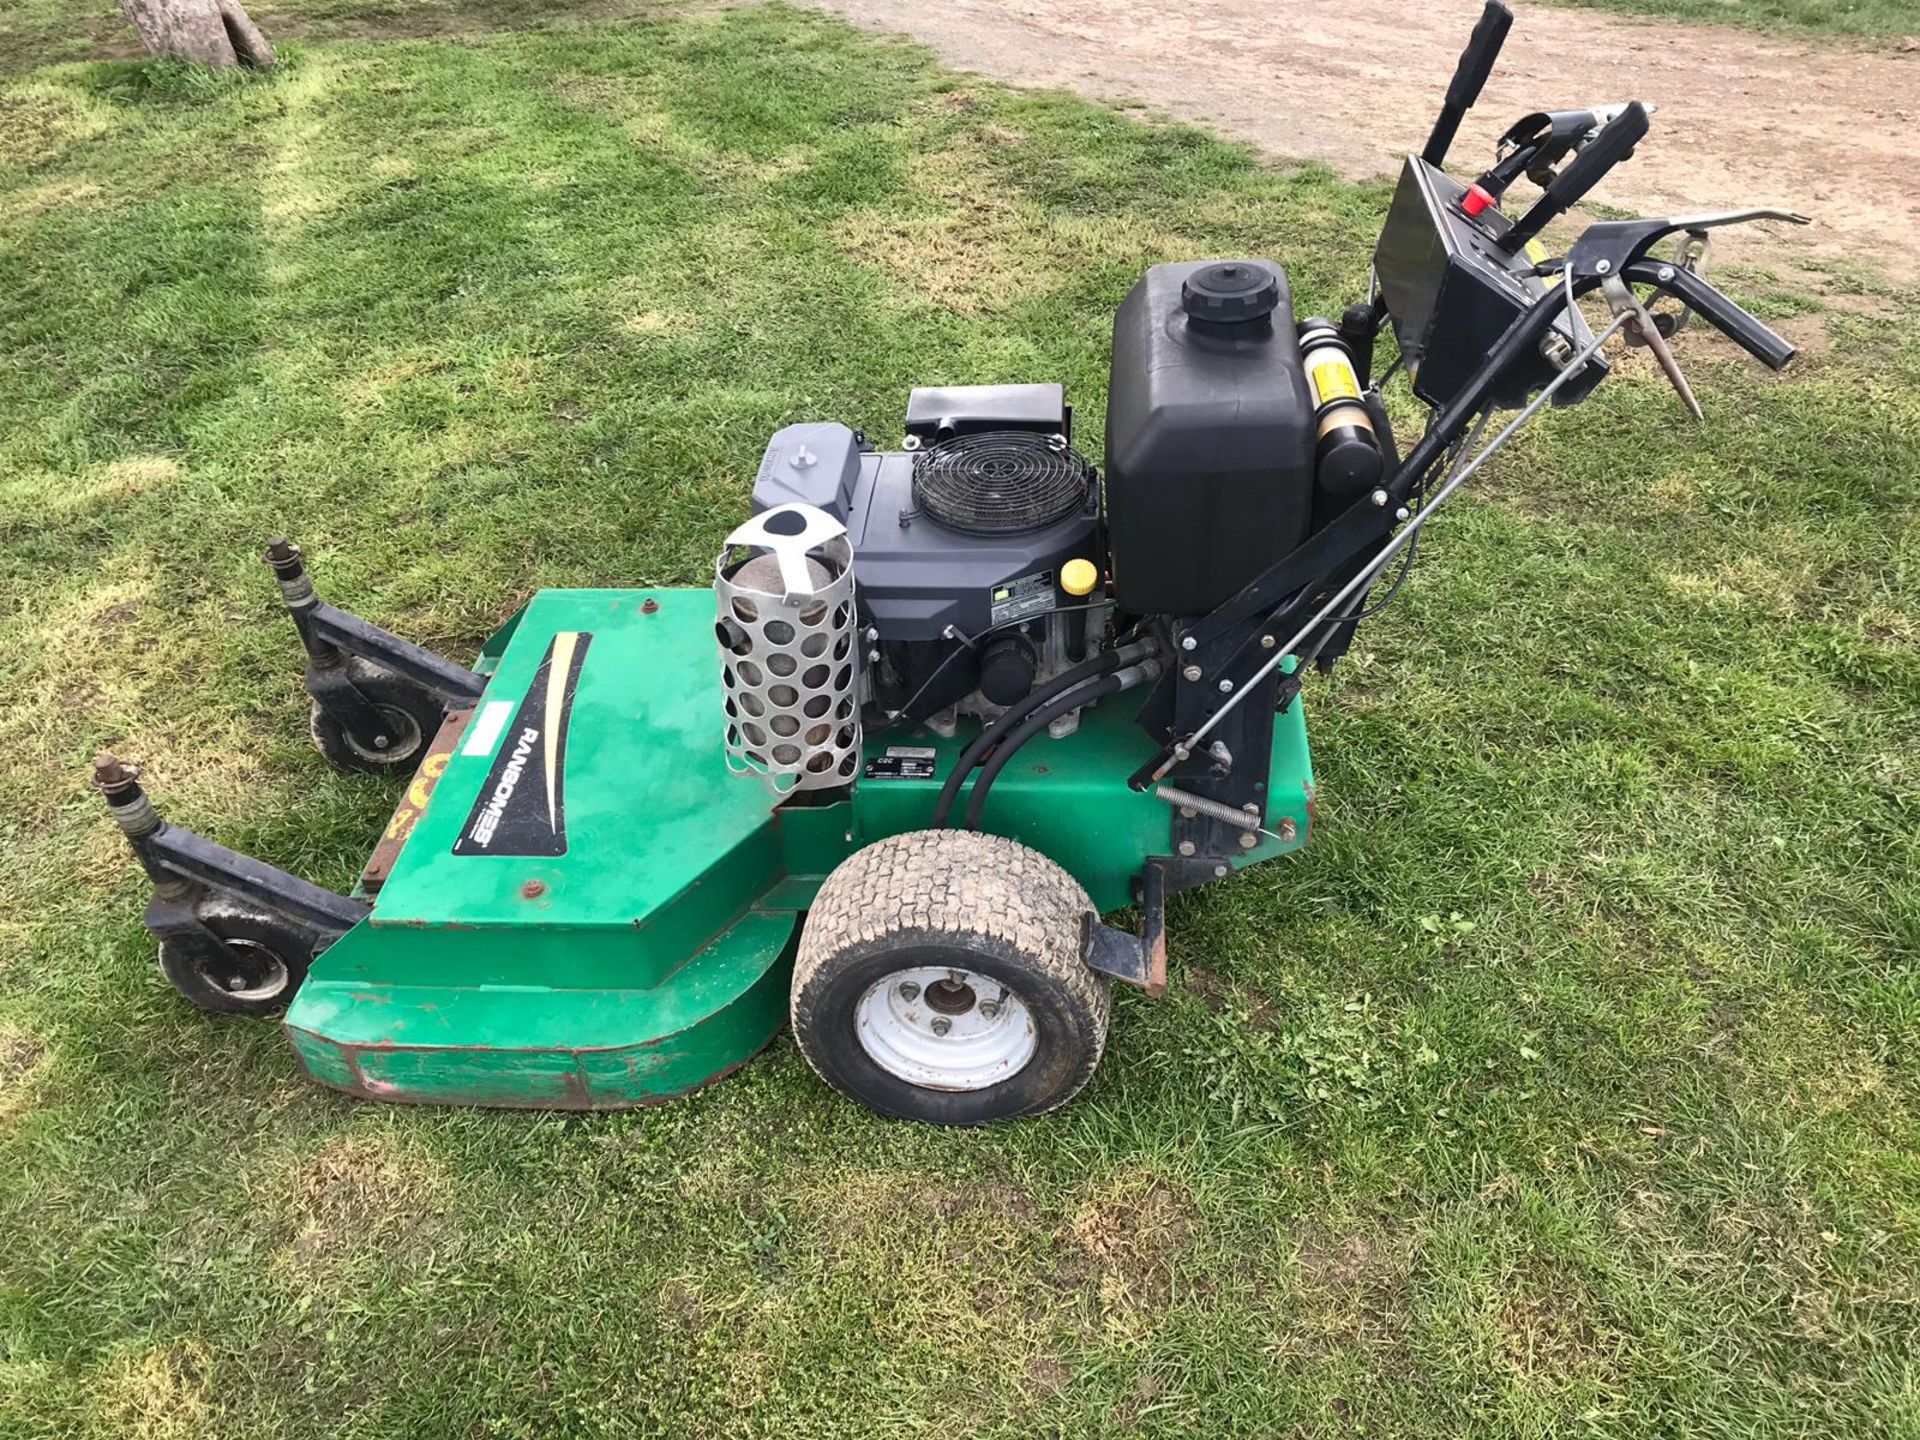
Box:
[93,757,369,968]
[263,539,486,758]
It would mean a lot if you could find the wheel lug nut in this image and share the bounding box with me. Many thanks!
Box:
[931,1016,952,1036]
[898,981,920,1001]
[979,1001,1000,1019]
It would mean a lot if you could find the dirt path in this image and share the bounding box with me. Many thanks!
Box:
[805,0,1920,284]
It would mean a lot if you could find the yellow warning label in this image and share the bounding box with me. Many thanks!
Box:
[1310,359,1360,405]
[1524,238,1549,264]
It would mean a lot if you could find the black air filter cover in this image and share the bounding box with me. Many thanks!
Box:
[911,431,1093,536]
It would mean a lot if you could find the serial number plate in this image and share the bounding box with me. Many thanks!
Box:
[863,745,937,780]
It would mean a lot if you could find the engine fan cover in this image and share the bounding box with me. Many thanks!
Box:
[911,432,1092,537]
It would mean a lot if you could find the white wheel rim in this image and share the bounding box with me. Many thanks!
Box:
[217,938,290,1002]
[340,704,421,764]
[854,965,1037,1092]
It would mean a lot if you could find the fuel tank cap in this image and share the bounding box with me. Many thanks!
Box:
[1181,261,1279,325]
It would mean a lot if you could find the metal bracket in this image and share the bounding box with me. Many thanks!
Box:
[1565,209,1810,281]
[307,604,487,703]
[1081,859,1175,996]
[262,540,485,755]
[94,756,368,946]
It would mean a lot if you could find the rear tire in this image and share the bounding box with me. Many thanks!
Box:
[792,830,1109,1124]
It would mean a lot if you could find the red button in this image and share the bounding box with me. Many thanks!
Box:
[1461,183,1496,218]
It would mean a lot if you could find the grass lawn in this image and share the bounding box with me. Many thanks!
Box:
[3,2,1918,1436]
[1538,0,1920,38]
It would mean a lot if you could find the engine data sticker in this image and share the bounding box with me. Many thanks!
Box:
[453,630,592,857]
[989,569,1055,626]
[1310,358,1360,404]
[863,745,937,781]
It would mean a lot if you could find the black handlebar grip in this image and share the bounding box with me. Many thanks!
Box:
[1625,261,1798,371]
[1421,0,1514,167]
[1545,100,1650,213]
[1503,100,1650,250]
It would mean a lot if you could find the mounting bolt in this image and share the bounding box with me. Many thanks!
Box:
[1656,264,1676,282]
[1370,489,1389,508]
[1238,832,1259,849]
[1259,634,1276,650]
[1213,865,1229,878]
[373,734,390,749]
[1182,664,1202,683]
[931,1016,952,1037]
[1280,818,1298,841]
[1596,259,1613,275]
[868,648,881,664]
[1178,806,1197,819]
[866,626,880,642]
[1395,506,1411,522]
[1217,678,1233,694]
[641,597,659,615]
[1177,840,1197,857]
[1180,636,1197,652]
[521,879,547,899]
[898,981,920,1001]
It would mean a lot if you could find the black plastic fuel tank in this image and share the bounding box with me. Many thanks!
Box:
[1104,259,1317,616]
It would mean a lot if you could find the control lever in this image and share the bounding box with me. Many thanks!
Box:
[1567,208,1811,281]
[1422,0,1514,168]
[1501,101,1650,253]
[1563,209,1810,372]
[1602,273,1702,421]
[1623,260,1799,371]
[1479,102,1653,198]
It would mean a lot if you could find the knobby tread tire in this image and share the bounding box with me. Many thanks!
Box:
[792,830,1110,1124]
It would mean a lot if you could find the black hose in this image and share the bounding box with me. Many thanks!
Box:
[961,672,1130,832]
[928,646,1130,828]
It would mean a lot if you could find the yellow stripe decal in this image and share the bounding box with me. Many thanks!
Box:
[543,630,578,831]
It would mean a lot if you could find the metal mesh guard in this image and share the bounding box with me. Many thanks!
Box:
[911,431,1091,536]
[715,505,861,796]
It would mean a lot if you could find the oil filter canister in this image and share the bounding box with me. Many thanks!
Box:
[1299,317,1386,496]
[714,503,861,795]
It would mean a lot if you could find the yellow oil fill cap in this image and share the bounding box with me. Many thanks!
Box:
[1060,558,1100,597]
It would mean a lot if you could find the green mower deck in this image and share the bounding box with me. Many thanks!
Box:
[282,587,1313,1108]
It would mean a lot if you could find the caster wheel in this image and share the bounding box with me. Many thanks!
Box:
[308,660,442,775]
[792,830,1110,1125]
[158,910,313,1016]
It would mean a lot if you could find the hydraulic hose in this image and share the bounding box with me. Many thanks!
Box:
[961,656,1163,832]
[929,640,1154,828]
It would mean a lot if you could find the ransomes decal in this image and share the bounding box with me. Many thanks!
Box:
[453,631,591,856]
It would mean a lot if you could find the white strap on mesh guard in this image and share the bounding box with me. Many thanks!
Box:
[719,504,849,599]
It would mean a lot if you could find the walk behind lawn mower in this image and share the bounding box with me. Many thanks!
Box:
[95,2,1809,1123]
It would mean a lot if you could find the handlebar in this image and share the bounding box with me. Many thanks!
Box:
[1422,0,1514,168]
[1501,101,1650,252]
[1622,260,1797,370]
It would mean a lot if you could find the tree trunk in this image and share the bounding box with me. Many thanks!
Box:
[117,0,275,69]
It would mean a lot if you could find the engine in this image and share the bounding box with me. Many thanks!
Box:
[751,383,1104,731]
[741,259,1386,750]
